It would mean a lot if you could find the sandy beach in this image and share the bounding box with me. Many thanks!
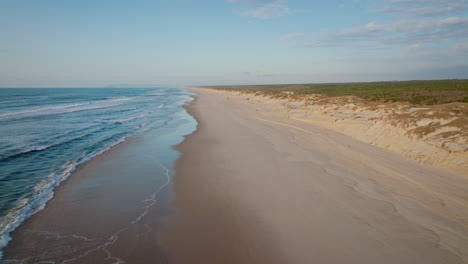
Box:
[161,87,468,264]
[2,0,467,263]
[2,87,467,264]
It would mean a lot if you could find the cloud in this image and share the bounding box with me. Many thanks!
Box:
[280,32,305,41]
[305,16,468,48]
[272,0,468,77]
[379,0,468,16]
[228,0,289,19]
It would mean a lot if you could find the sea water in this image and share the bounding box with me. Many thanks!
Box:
[0,88,194,257]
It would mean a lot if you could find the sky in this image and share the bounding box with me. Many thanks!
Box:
[0,0,467,87]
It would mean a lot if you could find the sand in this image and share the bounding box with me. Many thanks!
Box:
[161,88,468,264]
[216,89,468,174]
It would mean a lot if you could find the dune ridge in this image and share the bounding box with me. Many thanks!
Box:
[212,89,468,175]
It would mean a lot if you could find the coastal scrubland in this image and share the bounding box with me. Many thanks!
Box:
[211,79,468,105]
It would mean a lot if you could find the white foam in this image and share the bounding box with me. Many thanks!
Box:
[23,145,51,152]
[1,144,53,160]
[0,102,90,117]
[112,113,148,124]
[0,136,130,259]
[0,97,138,120]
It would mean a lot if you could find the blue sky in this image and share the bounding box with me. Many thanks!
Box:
[1,0,467,87]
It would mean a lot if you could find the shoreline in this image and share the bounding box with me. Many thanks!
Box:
[0,133,132,258]
[2,87,467,263]
[1,92,197,263]
[161,87,468,263]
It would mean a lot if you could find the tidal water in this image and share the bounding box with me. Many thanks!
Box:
[0,88,194,257]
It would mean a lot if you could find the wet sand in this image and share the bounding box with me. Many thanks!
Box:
[161,88,468,264]
[2,109,195,264]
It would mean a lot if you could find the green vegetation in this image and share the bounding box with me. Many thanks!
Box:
[209,79,468,105]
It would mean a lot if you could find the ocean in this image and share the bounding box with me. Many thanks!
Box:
[0,88,194,258]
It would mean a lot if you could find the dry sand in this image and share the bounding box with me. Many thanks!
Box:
[218,89,468,174]
[161,88,468,264]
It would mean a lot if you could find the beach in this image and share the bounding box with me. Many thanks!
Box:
[3,0,467,262]
[2,87,467,263]
[161,87,468,264]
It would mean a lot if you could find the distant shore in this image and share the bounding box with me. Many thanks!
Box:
[160,87,468,263]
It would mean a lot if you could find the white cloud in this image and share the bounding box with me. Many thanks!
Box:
[273,0,467,74]
[305,16,468,48]
[439,16,468,25]
[379,0,468,16]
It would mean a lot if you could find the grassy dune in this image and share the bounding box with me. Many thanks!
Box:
[209,79,468,105]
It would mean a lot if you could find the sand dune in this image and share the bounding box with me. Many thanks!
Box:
[218,89,468,175]
[161,87,468,264]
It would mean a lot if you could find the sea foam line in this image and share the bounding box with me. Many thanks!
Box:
[111,113,148,124]
[0,97,138,119]
[0,113,177,261]
[0,145,53,161]
[0,135,130,260]
[1,158,173,264]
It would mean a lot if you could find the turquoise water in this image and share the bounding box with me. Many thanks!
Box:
[0,88,193,256]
